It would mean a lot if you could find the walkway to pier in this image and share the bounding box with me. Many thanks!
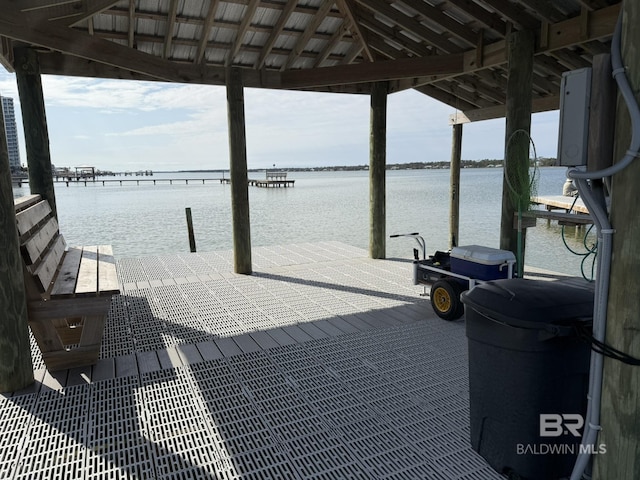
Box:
[2,242,502,479]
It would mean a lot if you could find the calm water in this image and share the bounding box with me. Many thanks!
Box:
[12,168,596,276]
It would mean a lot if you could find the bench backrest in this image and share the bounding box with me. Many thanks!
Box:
[14,194,67,296]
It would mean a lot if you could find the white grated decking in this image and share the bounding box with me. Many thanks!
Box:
[1,242,504,479]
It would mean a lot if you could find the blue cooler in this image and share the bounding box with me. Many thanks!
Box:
[450,245,515,280]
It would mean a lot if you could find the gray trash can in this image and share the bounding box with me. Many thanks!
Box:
[461,278,594,480]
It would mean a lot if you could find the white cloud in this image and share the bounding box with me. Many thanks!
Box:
[0,69,561,171]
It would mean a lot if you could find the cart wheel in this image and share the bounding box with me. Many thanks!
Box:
[430,279,464,321]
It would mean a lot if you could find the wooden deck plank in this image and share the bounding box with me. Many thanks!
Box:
[75,246,99,295]
[531,195,589,214]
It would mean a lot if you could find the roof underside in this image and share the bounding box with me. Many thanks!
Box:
[0,0,621,121]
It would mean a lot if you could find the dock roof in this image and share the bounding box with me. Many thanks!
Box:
[0,0,621,121]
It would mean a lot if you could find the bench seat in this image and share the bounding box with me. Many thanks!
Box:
[14,194,120,371]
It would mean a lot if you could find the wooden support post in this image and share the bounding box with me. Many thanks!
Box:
[595,2,640,478]
[499,29,534,274]
[185,207,197,253]
[0,102,34,393]
[14,47,57,219]
[226,67,252,274]
[449,123,462,248]
[370,81,387,259]
[588,54,616,173]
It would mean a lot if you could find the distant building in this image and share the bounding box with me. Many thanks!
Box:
[1,95,21,171]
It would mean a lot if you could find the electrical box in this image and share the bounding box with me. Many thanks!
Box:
[557,68,592,167]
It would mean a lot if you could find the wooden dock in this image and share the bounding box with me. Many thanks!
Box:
[529,195,594,226]
[53,177,294,187]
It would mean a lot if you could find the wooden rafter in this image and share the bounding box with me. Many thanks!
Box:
[399,0,478,47]
[514,0,565,23]
[227,0,259,67]
[446,0,507,37]
[195,0,220,64]
[255,0,297,68]
[128,0,135,48]
[164,0,179,59]
[354,0,463,54]
[481,0,539,30]
[314,20,350,67]
[357,8,433,57]
[335,0,374,61]
[281,1,334,71]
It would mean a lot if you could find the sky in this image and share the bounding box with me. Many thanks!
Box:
[0,69,561,172]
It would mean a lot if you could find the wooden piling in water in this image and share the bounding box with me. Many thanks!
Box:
[185,208,197,253]
[449,123,462,248]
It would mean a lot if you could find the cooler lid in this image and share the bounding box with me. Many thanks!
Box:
[451,245,516,265]
[461,278,594,329]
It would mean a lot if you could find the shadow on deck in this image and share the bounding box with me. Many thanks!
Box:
[1,242,504,479]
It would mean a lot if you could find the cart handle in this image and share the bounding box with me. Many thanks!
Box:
[389,233,426,260]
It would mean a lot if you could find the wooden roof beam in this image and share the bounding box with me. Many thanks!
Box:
[281,52,464,89]
[281,1,334,70]
[481,0,539,30]
[314,20,350,67]
[446,0,507,37]
[128,0,135,48]
[398,0,478,47]
[227,0,259,66]
[336,0,374,61]
[463,94,559,122]
[163,0,178,59]
[513,0,566,23]
[16,0,120,27]
[357,9,433,57]
[255,0,297,68]
[354,0,463,54]
[195,0,220,64]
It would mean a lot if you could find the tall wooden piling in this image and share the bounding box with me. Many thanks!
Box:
[0,102,34,393]
[14,47,57,219]
[369,82,387,259]
[499,29,534,273]
[449,123,462,248]
[595,2,640,478]
[226,67,252,274]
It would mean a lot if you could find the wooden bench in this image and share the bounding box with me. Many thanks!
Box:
[14,194,120,371]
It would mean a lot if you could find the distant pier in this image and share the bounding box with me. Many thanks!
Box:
[53,170,295,187]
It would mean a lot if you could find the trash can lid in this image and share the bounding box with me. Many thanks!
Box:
[461,278,593,330]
